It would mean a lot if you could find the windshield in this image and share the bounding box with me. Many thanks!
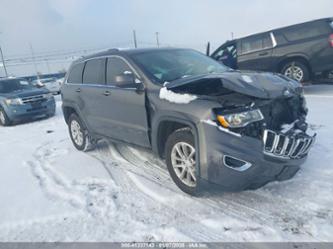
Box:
[131,49,229,84]
[0,79,34,94]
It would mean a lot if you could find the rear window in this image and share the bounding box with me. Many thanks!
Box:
[83,58,106,84]
[282,22,330,41]
[330,21,333,29]
[67,63,84,84]
[241,33,272,54]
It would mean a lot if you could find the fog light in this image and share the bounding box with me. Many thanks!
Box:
[223,155,252,171]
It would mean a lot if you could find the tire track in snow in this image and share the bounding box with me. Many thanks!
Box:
[105,143,280,240]
[109,142,323,239]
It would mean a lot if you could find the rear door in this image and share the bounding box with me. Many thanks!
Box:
[80,58,108,133]
[237,33,274,71]
[97,56,150,147]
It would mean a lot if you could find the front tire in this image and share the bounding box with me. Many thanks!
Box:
[165,128,199,195]
[0,107,11,126]
[281,61,310,83]
[68,113,95,151]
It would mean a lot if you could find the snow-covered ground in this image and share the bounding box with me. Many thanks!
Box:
[0,84,332,242]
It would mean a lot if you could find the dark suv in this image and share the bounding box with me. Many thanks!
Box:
[61,48,315,195]
[211,18,333,83]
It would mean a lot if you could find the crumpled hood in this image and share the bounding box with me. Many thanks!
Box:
[166,71,303,99]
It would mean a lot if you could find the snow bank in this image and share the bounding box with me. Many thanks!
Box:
[159,87,197,104]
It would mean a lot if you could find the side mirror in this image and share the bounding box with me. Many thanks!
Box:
[115,73,135,85]
[115,72,144,92]
[135,81,145,92]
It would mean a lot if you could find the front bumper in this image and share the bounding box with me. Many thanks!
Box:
[5,97,56,122]
[198,121,315,191]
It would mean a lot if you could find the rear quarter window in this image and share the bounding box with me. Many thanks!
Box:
[282,21,330,41]
[67,63,84,84]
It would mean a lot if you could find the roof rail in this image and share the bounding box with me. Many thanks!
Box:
[107,48,120,53]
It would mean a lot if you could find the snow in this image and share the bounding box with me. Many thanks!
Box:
[159,87,197,104]
[0,85,333,242]
[241,75,253,83]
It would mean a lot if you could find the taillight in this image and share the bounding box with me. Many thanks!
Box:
[329,34,333,47]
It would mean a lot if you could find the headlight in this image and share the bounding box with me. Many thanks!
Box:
[43,93,54,99]
[5,98,23,105]
[217,109,264,128]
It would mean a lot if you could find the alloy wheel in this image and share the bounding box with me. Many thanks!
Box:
[171,142,196,187]
[284,65,304,82]
[70,120,84,146]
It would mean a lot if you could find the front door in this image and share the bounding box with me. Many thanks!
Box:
[97,56,150,148]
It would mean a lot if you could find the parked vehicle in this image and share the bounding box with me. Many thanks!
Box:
[61,48,315,195]
[210,18,333,83]
[0,78,56,126]
[31,77,62,95]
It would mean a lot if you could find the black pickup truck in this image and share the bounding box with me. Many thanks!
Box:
[61,48,315,195]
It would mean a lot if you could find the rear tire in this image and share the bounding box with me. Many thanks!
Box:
[0,107,11,126]
[68,113,95,151]
[165,128,200,195]
[281,61,310,83]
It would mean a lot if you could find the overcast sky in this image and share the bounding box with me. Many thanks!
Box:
[0,0,332,76]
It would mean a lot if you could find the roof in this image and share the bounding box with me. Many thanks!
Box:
[74,47,189,63]
[224,17,333,43]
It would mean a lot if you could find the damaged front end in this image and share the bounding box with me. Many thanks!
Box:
[167,72,316,161]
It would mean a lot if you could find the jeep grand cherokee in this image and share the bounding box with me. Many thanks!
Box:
[61,48,315,195]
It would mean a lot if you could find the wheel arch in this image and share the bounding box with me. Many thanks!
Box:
[153,116,199,160]
[278,55,312,75]
[62,104,89,131]
[62,105,77,125]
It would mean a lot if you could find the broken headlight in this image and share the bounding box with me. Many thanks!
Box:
[217,109,264,128]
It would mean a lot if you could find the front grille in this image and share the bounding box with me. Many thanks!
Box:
[21,95,47,104]
[263,129,315,159]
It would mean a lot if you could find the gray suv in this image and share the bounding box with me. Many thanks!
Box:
[61,48,315,195]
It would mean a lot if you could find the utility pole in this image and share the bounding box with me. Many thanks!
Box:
[0,46,8,77]
[155,32,160,48]
[133,30,138,48]
[0,32,8,77]
[29,43,39,78]
[45,59,51,73]
[231,32,234,40]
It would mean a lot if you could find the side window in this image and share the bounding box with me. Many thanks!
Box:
[212,44,237,61]
[83,58,106,84]
[67,63,84,83]
[241,33,272,54]
[106,57,134,87]
[263,35,273,48]
[274,32,288,45]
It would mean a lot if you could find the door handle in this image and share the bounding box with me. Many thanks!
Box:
[258,52,269,56]
[103,90,111,96]
[75,88,81,93]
